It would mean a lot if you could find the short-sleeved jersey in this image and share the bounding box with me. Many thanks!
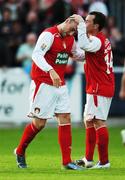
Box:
[84,32,115,97]
[31,26,74,85]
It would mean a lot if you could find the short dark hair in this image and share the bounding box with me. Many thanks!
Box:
[89,11,106,31]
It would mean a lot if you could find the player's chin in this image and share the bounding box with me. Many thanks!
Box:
[70,32,76,36]
[67,32,75,36]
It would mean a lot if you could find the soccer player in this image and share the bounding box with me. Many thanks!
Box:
[72,12,115,169]
[14,17,85,170]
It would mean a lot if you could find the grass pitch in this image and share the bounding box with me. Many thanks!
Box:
[0,126,125,180]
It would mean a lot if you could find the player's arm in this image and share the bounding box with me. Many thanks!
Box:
[72,14,101,52]
[78,22,101,52]
[32,32,54,72]
[70,40,85,61]
[119,70,125,100]
[32,32,62,87]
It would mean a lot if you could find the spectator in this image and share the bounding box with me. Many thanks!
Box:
[39,0,73,30]
[0,0,5,21]
[70,0,84,16]
[0,8,13,42]
[16,32,37,75]
[9,20,24,66]
[110,28,125,66]
[4,0,19,20]
[89,0,108,16]
[107,16,116,32]
[18,0,39,25]
[24,10,41,36]
[0,38,12,67]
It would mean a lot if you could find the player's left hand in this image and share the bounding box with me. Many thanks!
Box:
[49,69,62,88]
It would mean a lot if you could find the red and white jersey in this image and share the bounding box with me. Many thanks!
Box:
[31,26,84,86]
[84,32,115,97]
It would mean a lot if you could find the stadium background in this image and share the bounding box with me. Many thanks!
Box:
[0,1,125,180]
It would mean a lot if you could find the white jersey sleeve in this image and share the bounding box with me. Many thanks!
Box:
[32,32,54,72]
[71,40,85,61]
[77,22,102,52]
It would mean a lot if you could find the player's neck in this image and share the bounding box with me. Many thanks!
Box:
[57,23,66,37]
[89,30,99,36]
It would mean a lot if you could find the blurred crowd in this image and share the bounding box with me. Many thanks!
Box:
[0,0,125,74]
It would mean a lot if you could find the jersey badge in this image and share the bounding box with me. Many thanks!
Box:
[34,107,40,114]
[41,43,47,51]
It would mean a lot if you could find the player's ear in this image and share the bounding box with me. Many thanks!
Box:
[94,24,99,30]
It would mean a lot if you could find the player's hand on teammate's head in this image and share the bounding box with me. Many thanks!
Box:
[49,69,62,88]
[70,14,84,23]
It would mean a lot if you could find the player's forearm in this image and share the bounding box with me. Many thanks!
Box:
[71,51,85,61]
[77,22,101,52]
[120,73,125,91]
[71,40,85,61]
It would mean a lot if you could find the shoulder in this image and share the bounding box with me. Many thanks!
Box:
[96,32,111,48]
[44,26,58,35]
[18,43,27,50]
[38,31,54,42]
[96,32,108,43]
[96,32,104,39]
